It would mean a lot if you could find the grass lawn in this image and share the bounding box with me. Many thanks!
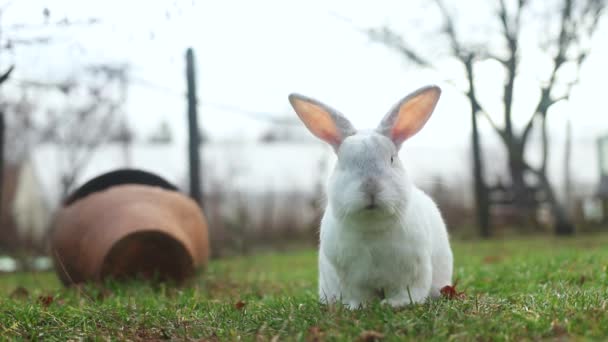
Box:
[1,234,608,341]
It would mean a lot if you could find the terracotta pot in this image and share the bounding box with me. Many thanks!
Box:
[50,169,210,285]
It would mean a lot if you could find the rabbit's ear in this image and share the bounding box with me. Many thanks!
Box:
[289,94,355,149]
[377,85,441,148]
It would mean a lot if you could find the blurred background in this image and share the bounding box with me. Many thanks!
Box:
[0,0,607,271]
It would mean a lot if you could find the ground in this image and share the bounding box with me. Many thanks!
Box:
[1,234,608,341]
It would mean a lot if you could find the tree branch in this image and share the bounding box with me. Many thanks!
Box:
[367,27,433,67]
[435,0,465,58]
[497,0,526,142]
[520,0,575,151]
[0,65,14,85]
[330,12,436,68]
[462,54,508,144]
[478,51,508,66]
[433,2,510,144]
[478,106,507,142]
[540,113,549,174]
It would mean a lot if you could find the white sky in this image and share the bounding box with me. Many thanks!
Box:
[2,0,607,151]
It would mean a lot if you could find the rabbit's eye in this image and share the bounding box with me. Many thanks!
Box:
[390,156,394,164]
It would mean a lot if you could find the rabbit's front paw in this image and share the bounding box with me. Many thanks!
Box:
[381,288,428,308]
[381,297,413,308]
[344,300,365,310]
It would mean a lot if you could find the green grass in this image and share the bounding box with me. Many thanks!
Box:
[1,234,608,341]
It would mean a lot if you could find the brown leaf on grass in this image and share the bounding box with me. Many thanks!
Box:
[322,302,341,313]
[307,326,323,342]
[10,286,29,299]
[38,295,54,307]
[440,283,466,300]
[197,332,220,342]
[551,319,568,337]
[579,275,586,285]
[482,255,502,264]
[70,283,113,302]
[235,300,246,310]
[96,287,113,301]
[255,333,266,342]
[358,330,384,342]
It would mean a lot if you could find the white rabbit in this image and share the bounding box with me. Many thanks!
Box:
[288,85,453,309]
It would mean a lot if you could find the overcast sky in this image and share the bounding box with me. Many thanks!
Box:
[2,0,607,151]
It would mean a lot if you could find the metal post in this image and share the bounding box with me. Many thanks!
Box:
[0,66,14,229]
[471,107,490,237]
[563,119,572,216]
[465,58,490,237]
[0,111,4,225]
[186,48,202,207]
[598,136,608,223]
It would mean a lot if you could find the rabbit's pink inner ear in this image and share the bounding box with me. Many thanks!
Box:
[390,86,441,145]
[291,98,342,147]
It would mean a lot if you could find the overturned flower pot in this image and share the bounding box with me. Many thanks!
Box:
[50,169,210,285]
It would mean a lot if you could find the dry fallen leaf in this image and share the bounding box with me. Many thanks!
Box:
[10,286,29,299]
[440,283,466,300]
[358,330,384,342]
[482,255,502,264]
[235,300,246,310]
[551,319,568,337]
[196,332,220,342]
[307,326,323,342]
[38,295,54,307]
[578,275,586,285]
[96,287,114,301]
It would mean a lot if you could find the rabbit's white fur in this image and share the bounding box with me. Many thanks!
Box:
[289,86,453,309]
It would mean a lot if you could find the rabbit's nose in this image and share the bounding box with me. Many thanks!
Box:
[362,179,380,209]
[361,178,379,196]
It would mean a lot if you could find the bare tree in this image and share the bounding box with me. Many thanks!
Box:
[44,65,129,198]
[2,63,129,199]
[0,4,104,217]
[0,64,13,243]
[564,118,573,217]
[368,0,606,235]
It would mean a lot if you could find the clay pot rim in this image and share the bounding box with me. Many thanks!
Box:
[64,168,179,206]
